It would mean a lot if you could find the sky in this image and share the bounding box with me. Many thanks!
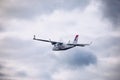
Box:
[0,0,120,80]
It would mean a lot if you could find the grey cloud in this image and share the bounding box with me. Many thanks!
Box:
[91,36,120,80]
[0,73,6,77]
[91,35,120,53]
[2,35,120,80]
[14,71,28,78]
[0,64,4,76]
[0,36,54,79]
[100,0,120,28]
[104,63,120,80]
[0,35,120,80]
[0,36,37,61]
[108,37,120,80]
[0,63,28,80]
[0,0,90,19]
[1,37,32,49]
[0,64,4,69]
[108,37,120,57]
[0,63,8,80]
[0,22,5,32]
[0,27,4,32]
[0,36,97,79]
[57,49,97,69]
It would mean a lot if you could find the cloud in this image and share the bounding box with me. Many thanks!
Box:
[0,27,4,32]
[0,35,97,79]
[56,49,97,69]
[1,37,32,49]
[0,20,5,32]
[0,36,33,59]
[0,36,55,79]
[0,0,90,19]
[0,64,6,78]
[100,0,120,28]
[0,61,29,80]
[91,36,120,80]
[14,71,27,78]
[0,0,120,80]
[107,63,120,80]
[105,37,120,80]
[0,62,9,80]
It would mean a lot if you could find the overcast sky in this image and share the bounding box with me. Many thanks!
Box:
[0,0,120,80]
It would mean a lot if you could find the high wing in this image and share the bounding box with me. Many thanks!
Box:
[33,35,63,45]
[67,42,92,47]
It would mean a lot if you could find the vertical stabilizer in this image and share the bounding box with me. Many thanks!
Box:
[73,35,79,44]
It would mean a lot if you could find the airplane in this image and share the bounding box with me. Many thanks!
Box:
[33,35,91,51]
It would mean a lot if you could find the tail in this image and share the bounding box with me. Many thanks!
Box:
[73,35,79,44]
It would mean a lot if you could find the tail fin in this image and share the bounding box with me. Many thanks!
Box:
[73,35,79,44]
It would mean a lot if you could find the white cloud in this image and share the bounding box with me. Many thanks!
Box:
[2,0,109,41]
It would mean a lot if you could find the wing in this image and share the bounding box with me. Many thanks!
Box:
[67,42,92,47]
[33,35,63,45]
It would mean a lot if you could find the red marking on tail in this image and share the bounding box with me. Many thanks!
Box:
[74,35,79,41]
[73,35,79,44]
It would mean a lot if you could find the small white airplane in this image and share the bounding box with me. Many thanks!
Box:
[33,35,91,51]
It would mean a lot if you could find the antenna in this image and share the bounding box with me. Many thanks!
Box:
[49,39,51,41]
[68,40,70,44]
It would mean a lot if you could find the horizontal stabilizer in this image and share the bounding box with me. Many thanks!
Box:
[67,42,92,47]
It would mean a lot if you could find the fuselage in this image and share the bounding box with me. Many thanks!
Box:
[52,43,75,51]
